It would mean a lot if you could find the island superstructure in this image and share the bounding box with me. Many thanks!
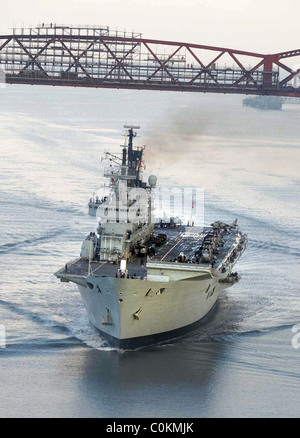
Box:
[55,126,248,350]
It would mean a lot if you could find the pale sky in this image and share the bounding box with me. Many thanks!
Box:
[1,0,299,55]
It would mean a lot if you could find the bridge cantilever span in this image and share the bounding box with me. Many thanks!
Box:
[0,25,299,97]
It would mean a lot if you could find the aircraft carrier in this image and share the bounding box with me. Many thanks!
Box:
[55,126,248,350]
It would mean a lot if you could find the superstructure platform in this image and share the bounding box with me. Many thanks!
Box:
[56,225,245,284]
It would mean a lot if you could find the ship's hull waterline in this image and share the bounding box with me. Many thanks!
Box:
[77,275,230,350]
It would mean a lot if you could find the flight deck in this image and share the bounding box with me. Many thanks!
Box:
[56,225,242,281]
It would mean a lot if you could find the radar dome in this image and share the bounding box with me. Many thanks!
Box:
[148,175,157,188]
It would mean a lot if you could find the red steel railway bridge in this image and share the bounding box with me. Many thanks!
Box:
[0,25,299,97]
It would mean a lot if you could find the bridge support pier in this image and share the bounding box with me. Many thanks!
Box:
[263,56,275,91]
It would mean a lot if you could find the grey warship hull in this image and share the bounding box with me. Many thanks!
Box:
[56,225,247,350]
[78,280,220,350]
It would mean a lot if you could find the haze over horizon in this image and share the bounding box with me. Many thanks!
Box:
[1,0,299,54]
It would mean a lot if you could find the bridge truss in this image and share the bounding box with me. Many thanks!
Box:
[0,25,299,97]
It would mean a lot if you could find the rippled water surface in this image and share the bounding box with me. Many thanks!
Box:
[0,86,299,417]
